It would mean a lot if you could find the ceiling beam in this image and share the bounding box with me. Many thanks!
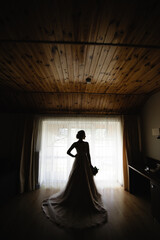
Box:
[0,39,160,49]
[0,89,148,97]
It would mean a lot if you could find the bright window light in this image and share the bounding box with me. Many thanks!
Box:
[38,116,123,189]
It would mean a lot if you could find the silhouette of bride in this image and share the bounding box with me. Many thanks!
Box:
[42,130,107,229]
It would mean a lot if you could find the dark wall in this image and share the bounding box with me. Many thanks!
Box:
[141,91,160,161]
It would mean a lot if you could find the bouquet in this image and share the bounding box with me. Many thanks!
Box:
[91,165,99,176]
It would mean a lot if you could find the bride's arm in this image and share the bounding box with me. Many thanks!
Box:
[67,143,76,157]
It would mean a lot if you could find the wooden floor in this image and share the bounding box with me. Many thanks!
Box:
[1,187,160,240]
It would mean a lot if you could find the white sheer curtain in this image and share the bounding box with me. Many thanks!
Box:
[38,116,123,189]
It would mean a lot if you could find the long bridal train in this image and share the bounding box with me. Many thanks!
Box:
[42,131,107,229]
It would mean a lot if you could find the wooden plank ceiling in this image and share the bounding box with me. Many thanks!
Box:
[0,0,160,114]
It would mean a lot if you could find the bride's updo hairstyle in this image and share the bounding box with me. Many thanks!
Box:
[76,130,85,139]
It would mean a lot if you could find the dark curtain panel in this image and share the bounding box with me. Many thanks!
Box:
[19,115,39,193]
[123,115,142,167]
[122,115,142,191]
[123,129,129,191]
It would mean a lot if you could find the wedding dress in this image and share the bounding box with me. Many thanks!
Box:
[42,140,107,229]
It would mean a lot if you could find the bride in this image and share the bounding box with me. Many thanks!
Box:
[42,130,107,229]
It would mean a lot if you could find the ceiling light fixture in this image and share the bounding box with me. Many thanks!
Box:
[86,77,91,83]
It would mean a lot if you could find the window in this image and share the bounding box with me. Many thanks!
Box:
[38,116,123,189]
